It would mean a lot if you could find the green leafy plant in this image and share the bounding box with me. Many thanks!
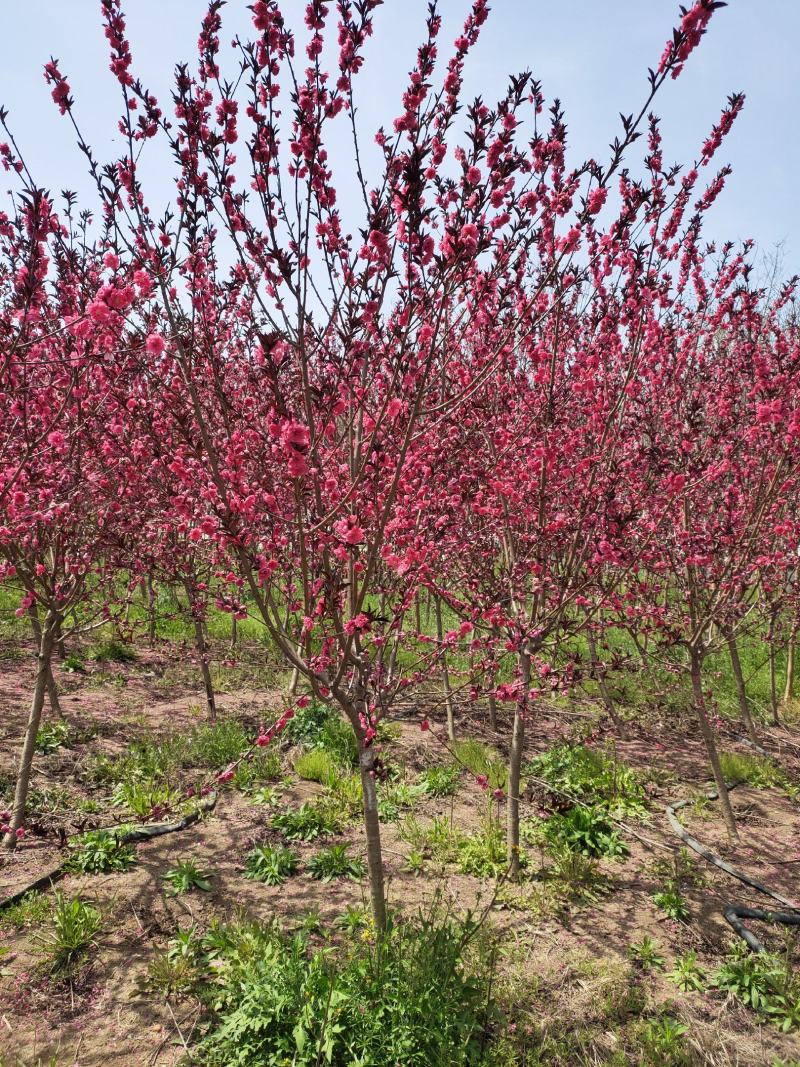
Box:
[66,828,137,873]
[34,893,102,976]
[63,651,86,673]
[271,801,342,841]
[335,905,371,935]
[652,886,690,921]
[35,719,71,754]
[308,844,366,882]
[420,764,461,797]
[194,909,496,1066]
[112,777,180,819]
[712,944,800,1029]
[667,950,705,992]
[546,846,611,905]
[525,741,647,818]
[399,814,461,865]
[163,858,213,896]
[637,1015,690,1064]
[457,819,509,877]
[248,786,278,806]
[405,847,425,875]
[628,936,665,970]
[286,701,359,766]
[541,805,628,859]
[245,844,300,885]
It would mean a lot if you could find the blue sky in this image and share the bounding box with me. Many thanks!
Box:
[0,2,796,277]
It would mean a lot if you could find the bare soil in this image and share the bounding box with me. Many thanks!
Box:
[1,635,800,1066]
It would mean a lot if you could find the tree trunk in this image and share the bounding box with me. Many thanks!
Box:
[767,609,780,726]
[183,580,216,721]
[724,627,758,745]
[4,620,55,849]
[353,710,387,931]
[146,572,157,646]
[784,624,796,706]
[435,598,456,741]
[53,614,67,661]
[487,689,498,732]
[507,648,531,879]
[28,606,61,717]
[586,625,623,733]
[689,647,738,843]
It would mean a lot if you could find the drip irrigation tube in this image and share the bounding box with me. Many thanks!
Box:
[666,781,800,951]
[0,793,217,913]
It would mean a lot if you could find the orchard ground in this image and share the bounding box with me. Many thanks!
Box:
[1,600,800,1066]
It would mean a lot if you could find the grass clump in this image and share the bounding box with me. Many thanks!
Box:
[34,893,102,977]
[420,763,461,797]
[271,801,342,842]
[452,739,507,791]
[294,748,340,787]
[0,890,52,930]
[308,844,366,882]
[90,638,137,663]
[719,750,787,790]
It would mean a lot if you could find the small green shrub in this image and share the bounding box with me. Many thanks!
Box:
[667,951,705,992]
[90,638,137,663]
[34,893,102,976]
[308,844,366,882]
[245,844,300,885]
[35,719,71,754]
[163,859,213,896]
[652,887,689,922]
[627,936,665,970]
[271,801,342,842]
[66,828,136,874]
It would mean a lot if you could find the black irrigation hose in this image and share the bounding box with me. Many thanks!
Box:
[0,793,217,913]
[666,780,800,952]
[723,906,800,954]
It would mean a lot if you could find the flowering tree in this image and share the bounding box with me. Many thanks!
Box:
[3,0,740,918]
[0,180,146,847]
